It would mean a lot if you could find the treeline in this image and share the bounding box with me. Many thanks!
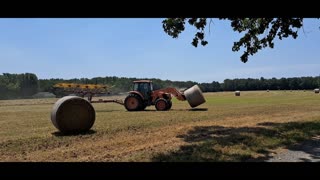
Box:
[199,77,320,92]
[22,75,320,94]
[1,72,320,100]
[0,73,39,99]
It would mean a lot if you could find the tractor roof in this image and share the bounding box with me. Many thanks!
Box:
[133,80,152,83]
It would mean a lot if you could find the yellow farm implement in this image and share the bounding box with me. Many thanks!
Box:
[52,83,116,102]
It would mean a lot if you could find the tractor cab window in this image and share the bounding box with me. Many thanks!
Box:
[149,83,153,91]
[133,83,139,91]
[143,83,149,92]
[133,83,149,92]
[133,82,152,94]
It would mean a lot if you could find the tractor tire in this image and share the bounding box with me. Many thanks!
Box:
[166,100,172,110]
[155,98,169,111]
[124,94,143,111]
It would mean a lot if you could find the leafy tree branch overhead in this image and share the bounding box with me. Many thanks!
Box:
[162,18,304,63]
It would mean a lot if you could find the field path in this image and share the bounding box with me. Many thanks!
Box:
[266,136,320,162]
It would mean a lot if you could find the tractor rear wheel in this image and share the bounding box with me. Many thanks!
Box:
[124,94,142,111]
[155,98,169,111]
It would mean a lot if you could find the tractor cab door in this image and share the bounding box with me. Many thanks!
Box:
[144,83,153,100]
[133,82,152,101]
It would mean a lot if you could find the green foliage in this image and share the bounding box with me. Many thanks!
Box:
[0,73,39,99]
[41,75,320,94]
[220,76,320,91]
[162,18,304,62]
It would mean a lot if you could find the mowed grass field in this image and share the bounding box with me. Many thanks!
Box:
[1,90,320,162]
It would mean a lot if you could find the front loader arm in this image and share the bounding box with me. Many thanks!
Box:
[152,87,186,101]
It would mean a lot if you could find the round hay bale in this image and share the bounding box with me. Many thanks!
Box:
[314,89,319,94]
[51,96,95,133]
[267,89,269,92]
[183,85,206,108]
[235,91,240,96]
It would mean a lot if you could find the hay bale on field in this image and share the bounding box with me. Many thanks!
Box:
[235,91,240,96]
[314,89,320,94]
[51,96,95,134]
[184,85,206,108]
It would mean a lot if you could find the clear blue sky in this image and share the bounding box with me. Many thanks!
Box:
[0,18,319,83]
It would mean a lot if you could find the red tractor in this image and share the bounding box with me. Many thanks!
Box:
[124,80,187,111]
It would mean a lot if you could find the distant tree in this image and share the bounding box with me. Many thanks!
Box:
[19,73,38,96]
[0,73,39,99]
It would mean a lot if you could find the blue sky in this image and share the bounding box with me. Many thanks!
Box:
[0,18,319,83]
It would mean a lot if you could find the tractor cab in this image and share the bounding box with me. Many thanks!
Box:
[132,80,153,100]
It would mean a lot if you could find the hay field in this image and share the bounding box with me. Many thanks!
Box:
[1,90,320,162]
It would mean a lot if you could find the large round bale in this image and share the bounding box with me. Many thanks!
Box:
[51,96,95,134]
[315,89,320,94]
[235,91,240,96]
[183,85,206,108]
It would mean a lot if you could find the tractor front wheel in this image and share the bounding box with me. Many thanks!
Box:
[155,98,169,111]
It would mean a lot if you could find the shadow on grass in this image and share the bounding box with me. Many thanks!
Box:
[188,108,208,111]
[52,129,97,137]
[101,109,209,112]
[95,108,126,113]
[152,120,320,162]
[143,108,208,112]
[94,109,206,113]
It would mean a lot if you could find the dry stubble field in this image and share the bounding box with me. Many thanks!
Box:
[1,91,320,162]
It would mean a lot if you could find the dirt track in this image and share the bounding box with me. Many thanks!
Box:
[266,136,320,162]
